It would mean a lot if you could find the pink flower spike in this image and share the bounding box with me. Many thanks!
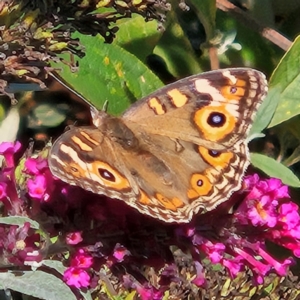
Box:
[113,244,131,262]
[278,203,300,230]
[71,249,93,268]
[247,196,277,228]
[134,284,154,300]
[208,242,225,263]
[234,247,270,276]
[267,178,289,198]
[0,182,8,199]
[289,226,300,239]
[274,258,294,276]
[123,276,162,300]
[244,174,260,189]
[223,258,242,278]
[25,158,48,175]
[293,247,300,258]
[276,185,290,199]
[27,175,47,200]
[254,274,264,285]
[185,227,195,237]
[267,178,282,189]
[0,141,21,154]
[258,247,293,276]
[25,158,39,175]
[271,233,300,256]
[66,232,83,245]
[64,267,91,288]
[0,141,21,167]
[191,261,206,286]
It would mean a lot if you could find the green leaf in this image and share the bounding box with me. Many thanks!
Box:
[268,35,300,127]
[188,0,216,40]
[153,11,203,78]
[251,153,300,187]
[15,156,26,187]
[0,216,39,229]
[114,15,162,62]
[42,261,94,300]
[0,271,76,300]
[53,33,163,115]
[152,0,215,78]
[215,10,279,72]
[79,290,93,300]
[125,291,137,300]
[27,103,69,129]
[42,259,67,275]
[250,86,280,135]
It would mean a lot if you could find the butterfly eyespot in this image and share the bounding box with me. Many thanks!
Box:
[126,139,138,148]
[196,179,203,186]
[207,112,226,127]
[188,173,212,199]
[198,146,234,169]
[98,168,115,182]
[230,86,237,94]
[131,169,137,176]
[70,166,79,173]
[208,150,221,157]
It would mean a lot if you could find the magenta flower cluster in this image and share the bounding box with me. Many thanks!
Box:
[0,141,300,299]
[178,174,298,286]
[64,247,93,288]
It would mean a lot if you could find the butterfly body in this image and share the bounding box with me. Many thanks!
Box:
[49,68,268,223]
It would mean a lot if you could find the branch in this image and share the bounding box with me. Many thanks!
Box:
[216,0,292,51]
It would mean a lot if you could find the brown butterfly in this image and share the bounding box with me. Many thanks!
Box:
[48,68,268,223]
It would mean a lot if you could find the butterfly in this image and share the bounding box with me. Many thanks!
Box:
[48,68,268,223]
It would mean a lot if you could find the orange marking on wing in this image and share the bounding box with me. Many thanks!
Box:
[172,197,185,208]
[139,190,151,205]
[148,97,166,115]
[198,146,233,169]
[71,136,93,151]
[80,131,100,145]
[220,79,247,101]
[188,173,212,200]
[58,144,99,182]
[193,106,236,141]
[67,163,86,178]
[156,193,184,211]
[187,189,199,199]
[167,89,188,107]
